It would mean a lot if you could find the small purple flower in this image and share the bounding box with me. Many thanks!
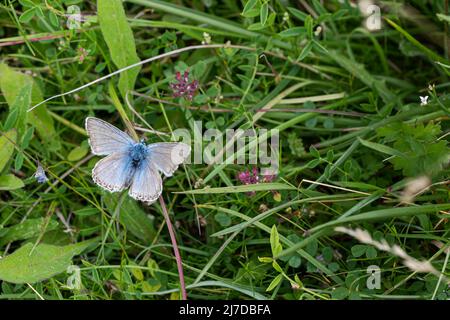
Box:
[237,167,278,197]
[169,71,199,100]
[34,163,48,184]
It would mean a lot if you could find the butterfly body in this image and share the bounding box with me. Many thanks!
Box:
[85,117,190,204]
[129,142,149,168]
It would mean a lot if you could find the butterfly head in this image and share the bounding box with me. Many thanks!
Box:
[129,142,148,167]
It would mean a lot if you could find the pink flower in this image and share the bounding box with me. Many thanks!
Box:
[170,71,199,100]
[237,167,278,196]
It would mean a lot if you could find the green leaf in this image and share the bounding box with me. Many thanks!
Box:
[19,7,36,23]
[0,174,24,191]
[288,255,301,268]
[351,244,367,258]
[48,11,59,27]
[365,246,377,259]
[0,218,59,245]
[272,260,283,272]
[298,41,314,61]
[0,240,96,284]
[358,138,406,158]
[279,27,306,38]
[97,0,141,98]
[332,287,349,299]
[214,212,231,227]
[67,145,89,162]
[266,274,283,292]
[258,256,273,263]
[0,129,17,173]
[4,83,32,138]
[0,63,58,149]
[287,7,307,21]
[260,2,268,26]
[242,0,258,17]
[270,225,283,257]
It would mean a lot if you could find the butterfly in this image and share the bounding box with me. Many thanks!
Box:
[85,117,191,204]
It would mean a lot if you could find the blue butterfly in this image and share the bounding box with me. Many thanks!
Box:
[85,117,191,204]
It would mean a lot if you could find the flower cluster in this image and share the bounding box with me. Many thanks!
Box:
[237,167,277,196]
[169,71,199,100]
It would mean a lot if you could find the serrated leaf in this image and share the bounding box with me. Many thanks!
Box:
[0,240,96,284]
[97,0,141,98]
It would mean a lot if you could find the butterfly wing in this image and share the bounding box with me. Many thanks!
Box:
[92,152,134,192]
[85,117,134,155]
[128,159,162,203]
[147,142,191,177]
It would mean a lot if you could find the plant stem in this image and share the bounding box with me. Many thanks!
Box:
[159,196,187,300]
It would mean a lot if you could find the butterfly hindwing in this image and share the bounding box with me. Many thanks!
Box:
[128,159,162,203]
[147,142,191,177]
[92,152,134,193]
[85,117,134,155]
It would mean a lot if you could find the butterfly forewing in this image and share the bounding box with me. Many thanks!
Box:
[92,152,134,192]
[128,160,162,203]
[147,142,191,177]
[85,117,134,155]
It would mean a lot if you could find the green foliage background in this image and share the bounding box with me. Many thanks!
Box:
[0,0,449,300]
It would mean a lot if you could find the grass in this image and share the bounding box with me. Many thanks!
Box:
[0,0,449,300]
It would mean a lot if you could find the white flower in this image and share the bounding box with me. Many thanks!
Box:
[420,96,429,106]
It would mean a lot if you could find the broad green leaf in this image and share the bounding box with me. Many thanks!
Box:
[103,194,156,242]
[0,63,58,149]
[351,244,367,258]
[97,0,141,98]
[0,218,59,245]
[67,145,89,162]
[0,174,24,191]
[0,129,17,173]
[0,240,96,284]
